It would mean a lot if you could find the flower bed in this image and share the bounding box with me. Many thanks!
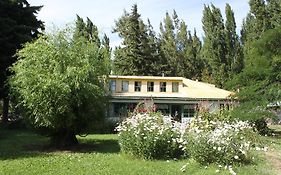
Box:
[116,111,259,166]
[116,112,187,159]
[186,117,256,165]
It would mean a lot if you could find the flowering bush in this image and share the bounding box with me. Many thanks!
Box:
[186,116,257,165]
[116,112,187,159]
[116,102,261,168]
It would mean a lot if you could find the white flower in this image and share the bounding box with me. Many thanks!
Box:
[180,165,187,172]
[228,167,236,175]
[263,147,268,152]
[234,155,239,159]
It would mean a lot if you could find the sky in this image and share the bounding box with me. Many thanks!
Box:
[28,0,250,48]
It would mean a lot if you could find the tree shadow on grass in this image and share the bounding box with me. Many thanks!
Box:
[78,139,121,154]
[0,127,120,160]
[25,138,121,154]
[0,128,51,160]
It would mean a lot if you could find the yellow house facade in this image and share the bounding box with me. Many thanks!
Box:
[108,75,234,122]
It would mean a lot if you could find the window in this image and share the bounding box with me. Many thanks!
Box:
[122,81,129,92]
[109,80,116,92]
[147,81,154,92]
[183,105,196,118]
[172,82,179,92]
[160,82,166,92]
[134,81,141,92]
[157,104,169,115]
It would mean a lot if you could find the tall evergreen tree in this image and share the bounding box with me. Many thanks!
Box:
[202,4,227,86]
[0,0,44,123]
[113,4,159,75]
[191,30,205,79]
[241,0,281,71]
[74,15,111,74]
[267,0,281,28]
[159,10,203,79]
[225,3,244,74]
[159,12,178,76]
[241,0,281,44]
[241,0,269,43]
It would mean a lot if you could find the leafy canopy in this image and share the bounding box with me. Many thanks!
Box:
[9,28,109,135]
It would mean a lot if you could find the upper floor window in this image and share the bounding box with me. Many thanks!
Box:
[160,82,166,92]
[147,81,154,92]
[122,81,129,92]
[110,80,116,92]
[172,82,179,92]
[134,81,141,92]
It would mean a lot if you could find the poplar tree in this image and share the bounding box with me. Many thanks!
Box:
[202,4,227,86]
[159,10,203,79]
[225,3,244,74]
[241,0,269,43]
[74,15,111,74]
[159,12,178,76]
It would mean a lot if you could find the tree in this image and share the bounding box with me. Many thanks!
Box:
[225,3,244,74]
[241,0,281,44]
[113,4,159,75]
[9,28,109,147]
[202,4,227,86]
[159,11,179,76]
[159,10,204,79]
[202,3,244,86]
[226,27,281,126]
[0,0,44,123]
[74,15,111,75]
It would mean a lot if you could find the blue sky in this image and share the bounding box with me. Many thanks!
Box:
[28,0,250,48]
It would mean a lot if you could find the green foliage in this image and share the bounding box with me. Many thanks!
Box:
[202,4,243,86]
[113,4,160,76]
[187,113,259,165]
[9,27,109,143]
[0,0,44,122]
[159,11,204,79]
[116,112,185,159]
[226,27,281,135]
[227,27,281,104]
[74,15,111,75]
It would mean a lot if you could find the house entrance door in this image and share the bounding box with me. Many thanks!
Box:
[171,105,181,122]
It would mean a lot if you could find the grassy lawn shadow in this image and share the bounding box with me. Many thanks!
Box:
[0,128,50,160]
[0,127,120,160]
[24,138,121,154]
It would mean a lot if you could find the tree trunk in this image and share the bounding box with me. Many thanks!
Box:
[2,96,9,123]
[50,129,78,148]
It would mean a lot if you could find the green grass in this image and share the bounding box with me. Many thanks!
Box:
[0,126,280,175]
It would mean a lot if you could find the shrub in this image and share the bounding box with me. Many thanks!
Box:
[186,115,257,165]
[116,112,187,159]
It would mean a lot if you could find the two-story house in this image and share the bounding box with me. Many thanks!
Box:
[108,75,234,122]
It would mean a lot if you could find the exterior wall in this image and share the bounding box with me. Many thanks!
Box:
[107,76,233,123]
[110,78,183,94]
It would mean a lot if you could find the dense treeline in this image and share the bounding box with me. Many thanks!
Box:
[113,1,280,87]
[112,3,245,86]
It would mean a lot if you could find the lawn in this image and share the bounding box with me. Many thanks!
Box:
[0,126,280,175]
